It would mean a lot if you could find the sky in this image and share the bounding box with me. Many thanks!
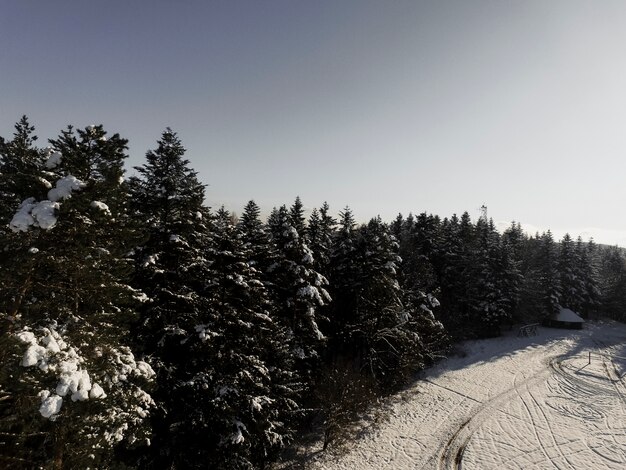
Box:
[2,0,626,245]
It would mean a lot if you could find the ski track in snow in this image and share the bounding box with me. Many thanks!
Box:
[309,321,626,470]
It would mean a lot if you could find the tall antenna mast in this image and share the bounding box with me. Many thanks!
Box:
[479,204,488,222]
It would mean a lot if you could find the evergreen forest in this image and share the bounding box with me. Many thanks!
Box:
[1,118,626,469]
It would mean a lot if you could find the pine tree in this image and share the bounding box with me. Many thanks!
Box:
[465,219,520,336]
[306,202,336,276]
[576,237,601,318]
[331,217,443,388]
[502,221,527,322]
[558,233,585,312]
[0,124,154,469]
[327,207,359,354]
[398,213,440,303]
[187,208,298,469]
[538,231,562,318]
[266,206,330,389]
[127,128,213,467]
[597,245,626,321]
[267,205,289,240]
[289,196,307,237]
[390,213,404,240]
[354,217,416,386]
[0,116,48,222]
[238,199,272,273]
[435,214,471,333]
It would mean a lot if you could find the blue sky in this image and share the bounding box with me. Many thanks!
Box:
[3,1,626,244]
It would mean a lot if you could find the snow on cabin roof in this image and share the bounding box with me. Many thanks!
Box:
[555,307,584,323]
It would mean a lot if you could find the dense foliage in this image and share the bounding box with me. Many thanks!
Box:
[0,117,621,468]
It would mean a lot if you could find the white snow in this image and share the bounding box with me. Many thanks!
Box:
[134,292,149,303]
[89,383,107,399]
[22,344,47,367]
[307,321,626,470]
[56,365,93,402]
[297,285,326,305]
[37,176,52,189]
[10,198,37,232]
[9,175,85,232]
[427,293,440,308]
[556,307,585,323]
[39,392,63,418]
[30,200,60,229]
[45,150,62,169]
[218,385,237,397]
[109,347,155,383]
[283,226,299,238]
[17,331,37,344]
[196,324,217,341]
[47,175,85,202]
[232,420,247,444]
[142,254,158,267]
[15,327,111,419]
[90,201,111,215]
[251,396,273,412]
[302,245,314,265]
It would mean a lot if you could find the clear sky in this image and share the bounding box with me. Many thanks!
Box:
[2,0,626,245]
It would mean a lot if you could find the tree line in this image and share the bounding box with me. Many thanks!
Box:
[0,117,624,469]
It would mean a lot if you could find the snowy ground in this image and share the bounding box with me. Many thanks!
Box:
[308,320,626,469]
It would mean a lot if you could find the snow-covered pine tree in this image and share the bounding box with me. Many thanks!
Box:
[307,208,321,252]
[238,199,272,273]
[0,124,155,469]
[187,207,298,469]
[0,116,48,222]
[558,233,585,313]
[0,118,49,328]
[0,117,48,320]
[356,217,415,385]
[326,207,360,354]
[390,213,404,240]
[538,231,562,318]
[465,218,520,336]
[435,213,472,333]
[333,218,436,389]
[501,221,525,262]
[575,237,601,318]
[501,221,528,322]
[266,203,330,390]
[597,246,626,321]
[127,128,213,467]
[267,205,288,240]
[306,201,336,276]
[0,118,49,467]
[391,213,447,357]
[289,196,307,237]
[399,212,441,302]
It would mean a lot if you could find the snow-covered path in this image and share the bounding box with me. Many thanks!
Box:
[310,321,626,470]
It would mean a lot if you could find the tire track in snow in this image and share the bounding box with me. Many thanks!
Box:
[593,339,626,406]
[515,372,562,470]
[549,342,626,469]
[307,326,626,470]
[593,341,626,468]
[437,359,555,470]
[525,382,576,470]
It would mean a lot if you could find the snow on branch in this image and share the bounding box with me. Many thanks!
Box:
[9,175,85,232]
[16,327,105,419]
[15,326,155,425]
